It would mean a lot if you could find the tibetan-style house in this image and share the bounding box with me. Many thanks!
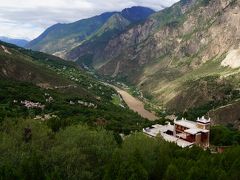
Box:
[143,116,210,148]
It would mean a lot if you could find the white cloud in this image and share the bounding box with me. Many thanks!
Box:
[0,0,179,40]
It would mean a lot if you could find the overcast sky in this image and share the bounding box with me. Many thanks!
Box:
[0,0,179,40]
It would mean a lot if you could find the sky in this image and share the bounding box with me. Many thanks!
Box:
[0,0,179,40]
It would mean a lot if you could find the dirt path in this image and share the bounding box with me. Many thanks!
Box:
[110,85,158,121]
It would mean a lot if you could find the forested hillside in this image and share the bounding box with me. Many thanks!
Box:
[1,122,240,179]
[0,41,153,134]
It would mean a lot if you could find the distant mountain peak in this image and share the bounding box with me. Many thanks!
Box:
[121,6,155,22]
[0,36,29,47]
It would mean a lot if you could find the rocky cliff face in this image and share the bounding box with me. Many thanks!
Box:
[210,101,240,130]
[99,0,239,76]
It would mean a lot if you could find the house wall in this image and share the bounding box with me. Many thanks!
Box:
[175,125,188,133]
[195,132,210,147]
[195,133,202,145]
[197,123,210,130]
[186,134,195,142]
[175,122,210,148]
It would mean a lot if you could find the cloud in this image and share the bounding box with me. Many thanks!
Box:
[0,0,179,39]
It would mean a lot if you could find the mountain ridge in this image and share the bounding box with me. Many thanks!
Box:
[0,36,29,47]
[26,6,155,56]
[26,12,115,54]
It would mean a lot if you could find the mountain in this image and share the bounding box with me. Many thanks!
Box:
[26,6,155,58]
[68,0,240,128]
[0,36,29,47]
[2,3,240,179]
[25,1,240,128]
[26,12,115,54]
[67,13,131,68]
[121,6,155,22]
[66,6,155,68]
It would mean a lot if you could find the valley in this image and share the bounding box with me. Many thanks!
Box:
[106,83,158,120]
[1,0,240,179]
[0,41,155,134]
[25,0,240,129]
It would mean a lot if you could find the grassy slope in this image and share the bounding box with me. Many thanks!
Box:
[0,43,72,86]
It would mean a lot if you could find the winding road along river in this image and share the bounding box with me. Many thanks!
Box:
[110,85,158,121]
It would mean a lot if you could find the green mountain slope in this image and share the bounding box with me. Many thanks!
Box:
[66,7,155,68]
[26,12,115,54]
[0,41,153,133]
[0,41,72,86]
[67,13,132,68]
[1,43,240,180]
[24,1,240,127]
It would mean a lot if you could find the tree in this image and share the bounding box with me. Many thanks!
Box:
[164,164,180,180]
[50,125,117,180]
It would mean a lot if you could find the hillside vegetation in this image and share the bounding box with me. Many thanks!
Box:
[1,121,240,179]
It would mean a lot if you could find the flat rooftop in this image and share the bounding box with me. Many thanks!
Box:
[174,119,209,135]
[185,128,209,135]
[143,124,194,148]
[174,119,197,129]
[143,124,174,137]
[162,133,194,148]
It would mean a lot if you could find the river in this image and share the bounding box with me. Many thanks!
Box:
[110,85,158,121]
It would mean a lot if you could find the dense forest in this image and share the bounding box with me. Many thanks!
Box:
[0,118,240,180]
